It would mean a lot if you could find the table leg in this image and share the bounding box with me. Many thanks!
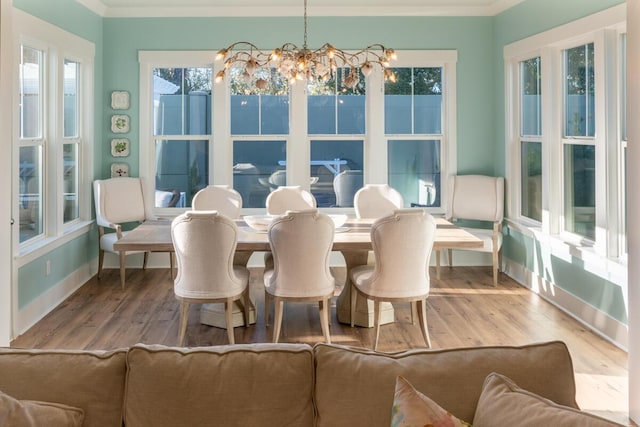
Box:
[200,250,257,328]
[336,250,395,327]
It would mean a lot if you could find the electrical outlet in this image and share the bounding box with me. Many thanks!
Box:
[45,260,51,276]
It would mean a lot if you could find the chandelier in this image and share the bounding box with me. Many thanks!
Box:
[214,0,397,89]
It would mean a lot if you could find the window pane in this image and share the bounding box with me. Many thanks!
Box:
[521,141,542,222]
[565,43,595,137]
[310,140,363,207]
[153,67,212,136]
[19,146,43,242]
[233,140,286,208]
[20,46,43,139]
[155,139,209,207]
[521,57,541,136]
[564,144,595,239]
[231,68,289,135]
[385,67,442,135]
[64,59,79,138]
[63,143,79,223]
[388,139,441,207]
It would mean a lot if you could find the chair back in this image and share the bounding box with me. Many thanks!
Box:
[366,209,437,297]
[446,175,504,223]
[93,177,146,227]
[171,211,246,299]
[333,170,363,207]
[266,186,317,215]
[268,170,287,188]
[354,184,404,218]
[267,210,335,297]
[192,185,243,218]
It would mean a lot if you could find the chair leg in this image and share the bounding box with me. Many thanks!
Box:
[410,301,417,325]
[264,291,271,327]
[435,250,441,279]
[272,299,284,343]
[350,283,357,328]
[119,251,127,290]
[447,249,453,267]
[97,249,105,279]
[169,252,174,279]
[417,299,431,348]
[178,301,190,346]
[225,298,235,345]
[242,289,251,327]
[142,252,149,269]
[492,247,500,287]
[319,298,331,344]
[373,300,381,351]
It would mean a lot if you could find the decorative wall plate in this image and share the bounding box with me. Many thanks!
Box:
[111,91,130,110]
[111,115,130,133]
[110,162,129,178]
[110,138,130,157]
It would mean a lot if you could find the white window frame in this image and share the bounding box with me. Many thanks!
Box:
[13,9,94,264]
[140,50,457,216]
[504,4,626,275]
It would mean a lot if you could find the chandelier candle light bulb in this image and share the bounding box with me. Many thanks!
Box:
[214,0,397,89]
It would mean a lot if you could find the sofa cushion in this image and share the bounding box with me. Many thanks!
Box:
[314,341,577,427]
[0,389,84,426]
[0,347,127,427]
[391,376,470,427]
[124,343,315,427]
[473,373,623,427]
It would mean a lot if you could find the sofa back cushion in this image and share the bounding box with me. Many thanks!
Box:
[124,343,315,427]
[313,341,577,427]
[0,348,127,427]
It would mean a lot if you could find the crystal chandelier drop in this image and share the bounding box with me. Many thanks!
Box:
[214,0,397,89]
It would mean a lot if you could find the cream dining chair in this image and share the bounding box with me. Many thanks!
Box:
[192,185,243,218]
[171,210,250,345]
[333,170,363,208]
[349,209,437,351]
[354,184,404,219]
[265,185,316,215]
[263,209,336,343]
[94,177,172,289]
[438,174,505,286]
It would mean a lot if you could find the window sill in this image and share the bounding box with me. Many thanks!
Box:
[16,220,94,267]
[505,218,627,286]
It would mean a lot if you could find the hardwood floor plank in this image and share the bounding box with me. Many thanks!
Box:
[9,265,632,425]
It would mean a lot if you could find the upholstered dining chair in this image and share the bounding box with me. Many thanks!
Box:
[263,209,336,343]
[438,174,505,286]
[192,185,243,218]
[265,185,317,215]
[333,170,363,207]
[354,184,404,219]
[94,177,171,289]
[349,209,437,351]
[171,210,250,345]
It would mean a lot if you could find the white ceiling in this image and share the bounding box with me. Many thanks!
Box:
[75,0,525,18]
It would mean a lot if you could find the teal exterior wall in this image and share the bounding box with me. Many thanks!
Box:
[493,0,627,324]
[13,0,103,309]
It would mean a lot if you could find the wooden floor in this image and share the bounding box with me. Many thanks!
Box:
[11,265,632,425]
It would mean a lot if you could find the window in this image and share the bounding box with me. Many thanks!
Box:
[139,50,457,214]
[63,59,80,224]
[563,43,595,239]
[385,66,444,207]
[153,67,212,208]
[505,9,626,262]
[520,57,542,222]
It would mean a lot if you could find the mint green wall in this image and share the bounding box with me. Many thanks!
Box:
[494,0,627,323]
[101,16,496,177]
[13,0,103,309]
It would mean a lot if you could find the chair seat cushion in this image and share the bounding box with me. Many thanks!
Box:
[174,266,249,300]
[350,265,429,299]
[100,231,145,255]
[263,269,335,299]
[463,227,503,252]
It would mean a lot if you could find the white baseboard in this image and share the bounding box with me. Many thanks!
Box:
[14,263,94,338]
[503,258,628,350]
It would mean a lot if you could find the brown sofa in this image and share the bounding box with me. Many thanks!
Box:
[0,341,605,426]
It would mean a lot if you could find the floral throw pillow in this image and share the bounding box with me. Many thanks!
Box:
[390,376,471,427]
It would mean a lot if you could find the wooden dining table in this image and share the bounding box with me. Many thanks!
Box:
[114,216,483,328]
